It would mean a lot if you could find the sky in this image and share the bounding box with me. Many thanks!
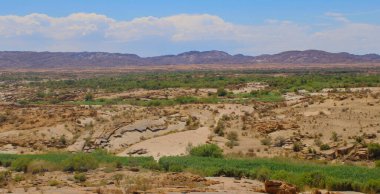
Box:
[1,0,380,56]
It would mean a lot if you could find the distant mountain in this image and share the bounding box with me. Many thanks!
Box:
[254,50,380,64]
[0,50,379,69]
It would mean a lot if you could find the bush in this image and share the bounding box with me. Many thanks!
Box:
[84,93,93,101]
[274,136,286,147]
[256,167,271,182]
[326,179,360,192]
[189,144,223,158]
[0,171,11,187]
[331,132,339,142]
[217,88,228,97]
[368,143,380,159]
[214,120,225,136]
[362,179,380,193]
[226,131,239,141]
[225,140,239,149]
[168,164,184,172]
[74,173,86,182]
[11,158,32,172]
[302,171,326,188]
[13,174,25,182]
[216,166,245,178]
[27,160,58,174]
[141,161,161,171]
[261,137,272,146]
[48,180,60,186]
[376,160,380,168]
[62,154,99,172]
[320,144,331,151]
[293,141,303,152]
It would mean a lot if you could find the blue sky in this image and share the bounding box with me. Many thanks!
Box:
[1,0,380,56]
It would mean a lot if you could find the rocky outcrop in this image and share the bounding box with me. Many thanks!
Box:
[252,121,299,134]
[265,180,297,194]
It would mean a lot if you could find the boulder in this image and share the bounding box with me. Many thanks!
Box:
[335,144,354,157]
[265,180,297,194]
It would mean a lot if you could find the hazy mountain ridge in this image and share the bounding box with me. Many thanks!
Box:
[0,50,379,68]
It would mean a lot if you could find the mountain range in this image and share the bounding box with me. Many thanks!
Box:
[0,50,379,69]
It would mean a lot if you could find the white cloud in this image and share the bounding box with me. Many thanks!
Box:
[0,13,379,55]
[325,12,350,23]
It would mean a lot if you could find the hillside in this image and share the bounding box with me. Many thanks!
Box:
[0,50,380,69]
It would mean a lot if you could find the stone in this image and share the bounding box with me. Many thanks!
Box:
[265,180,297,194]
[335,144,354,157]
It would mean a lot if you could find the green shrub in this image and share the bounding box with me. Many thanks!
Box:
[326,179,360,192]
[141,161,161,171]
[225,140,239,148]
[331,132,339,142]
[168,164,184,172]
[271,170,290,180]
[226,131,239,141]
[302,171,326,188]
[376,160,380,168]
[256,167,271,182]
[320,144,331,150]
[27,160,58,174]
[62,154,99,172]
[368,143,380,159]
[48,180,60,186]
[362,179,380,194]
[293,141,303,152]
[11,158,32,172]
[74,173,86,182]
[13,174,24,182]
[216,166,245,178]
[189,144,223,158]
[84,93,93,101]
[214,120,225,136]
[217,88,228,97]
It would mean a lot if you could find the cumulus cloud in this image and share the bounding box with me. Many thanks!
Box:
[0,13,379,55]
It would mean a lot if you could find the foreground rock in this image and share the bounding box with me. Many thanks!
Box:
[265,180,297,194]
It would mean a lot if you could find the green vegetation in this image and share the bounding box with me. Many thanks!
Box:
[0,151,153,173]
[217,88,228,97]
[17,72,380,106]
[73,173,87,182]
[225,131,239,148]
[189,144,223,158]
[235,90,283,102]
[320,144,331,151]
[84,93,94,101]
[368,143,380,159]
[29,72,380,93]
[62,153,99,172]
[293,141,303,152]
[0,150,379,193]
[159,156,380,193]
